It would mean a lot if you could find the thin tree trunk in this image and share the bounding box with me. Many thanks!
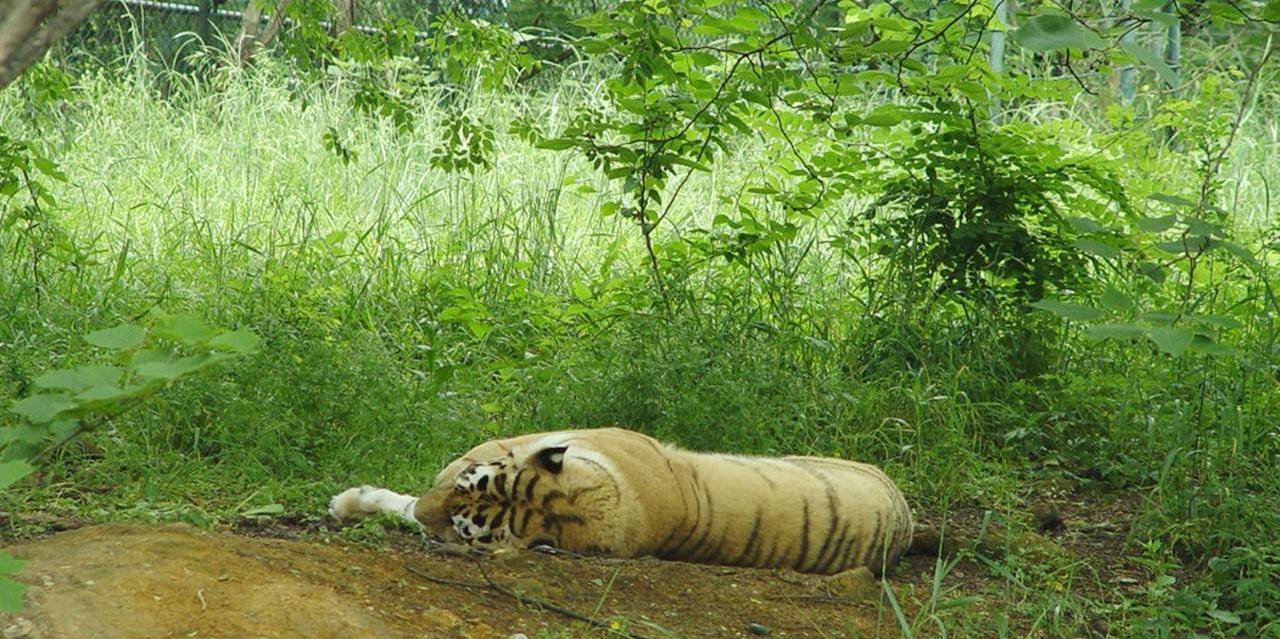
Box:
[0,0,102,91]
[258,0,291,46]
[331,0,352,33]
[235,0,263,66]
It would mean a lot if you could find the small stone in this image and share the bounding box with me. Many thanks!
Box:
[506,635,528,639]
[747,623,771,635]
[3,617,34,638]
[828,567,877,600]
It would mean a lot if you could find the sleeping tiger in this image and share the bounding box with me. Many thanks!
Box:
[329,427,913,574]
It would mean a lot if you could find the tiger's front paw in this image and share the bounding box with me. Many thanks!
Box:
[328,485,375,521]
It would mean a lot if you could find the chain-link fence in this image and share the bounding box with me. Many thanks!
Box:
[62,0,605,67]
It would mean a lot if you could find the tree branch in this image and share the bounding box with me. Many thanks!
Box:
[0,0,102,90]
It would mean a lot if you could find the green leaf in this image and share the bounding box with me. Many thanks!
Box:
[84,323,146,350]
[1133,0,1180,26]
[1121,41,1178,87]
[1142,310,1178,325]
[154,314,219,345]
[74,384,147,404]
[934,595,982,612]
[670,156,711,172]
[1139,261,1167,283]
[1083,323,1146,341]
[50,420,78,440]
[1189,314,1243,330]
[466,320,493,341]
[1074,238,1122,259]
[536,138,576,151]
[0,575,25,613]
[0,423,48,446]
[10,393,75,424]
[242,503,285,517]
[1188,336,1238,358]
[33,365,124,392]
[862,105,909,127]
[0,460,36,491]
[1148,327,1196,356]
[1030,299,1106,322]
[133,353,232,380]
[1207,609,1242,625]
[1066,217,1102,233]
[1099,287,1134,312]
[33,156,66,182]
[1133,0,1169,13]
[1149,193,1197,209]
[1135,215,1177,233]
[1013,14,1106,52]
[207,329,260,354]
[1265,0,1280,21]
[1217,240,1260,268]
[1185,217,1224,237]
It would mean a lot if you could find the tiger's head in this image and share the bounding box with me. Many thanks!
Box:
[439,443,621,554]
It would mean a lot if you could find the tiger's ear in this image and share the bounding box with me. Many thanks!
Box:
[534,446,568,474]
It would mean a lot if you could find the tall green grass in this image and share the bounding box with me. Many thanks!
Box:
[2,38,1279,637]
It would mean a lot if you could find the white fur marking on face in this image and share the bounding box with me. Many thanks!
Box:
[455,463,502,492]
[518,434,575,458]
[549,452,564,466]
[561,447,621,477]
[452,514,488,539]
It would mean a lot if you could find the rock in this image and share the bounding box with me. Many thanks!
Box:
[2,617,34,639]
[1016,531,1072,564]
[747,622,771,635]
[420,608,464,632]
[827,567,878,600]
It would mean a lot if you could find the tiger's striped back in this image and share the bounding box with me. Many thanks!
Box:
[649,452,912,574]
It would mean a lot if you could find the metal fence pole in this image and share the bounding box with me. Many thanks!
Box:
[198,0,212,43]
[1119,0,1136,103]
[988,0,1009,117]
[1163,0,1181,92]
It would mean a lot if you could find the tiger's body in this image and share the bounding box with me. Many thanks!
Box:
[330,427,913,574]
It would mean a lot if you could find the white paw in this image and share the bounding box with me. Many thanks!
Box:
[328,485,374,521]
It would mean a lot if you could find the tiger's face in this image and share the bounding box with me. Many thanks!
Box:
[445,444,600,552]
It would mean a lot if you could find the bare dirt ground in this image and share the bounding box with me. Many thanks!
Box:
[0,489,1146,639]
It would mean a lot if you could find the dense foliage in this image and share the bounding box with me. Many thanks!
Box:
[3,0,1280,635]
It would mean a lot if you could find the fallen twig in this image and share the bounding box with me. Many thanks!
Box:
[764,594,862,605]
[403,561,657,639]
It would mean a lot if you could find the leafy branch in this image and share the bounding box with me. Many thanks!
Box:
[0,312,259,610]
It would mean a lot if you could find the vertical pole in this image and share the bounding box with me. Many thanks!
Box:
[197,0,213,46]
[988,0,1009,117]
[1157,0,1181,144]
[1163,0,1181,92]
[1119,0,1136,103]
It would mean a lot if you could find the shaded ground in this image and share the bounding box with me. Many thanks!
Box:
[0,489,1146,638]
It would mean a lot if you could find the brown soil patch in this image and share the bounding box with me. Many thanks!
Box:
[1,523,902,639]
[0,489,1147,639]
